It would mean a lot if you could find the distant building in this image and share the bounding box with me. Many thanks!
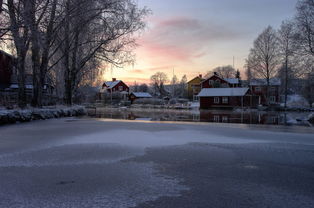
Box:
[249,78,281,106]
[0,50,55,105]
[187,74,205,101]
[198,88,251,109]
[129,92,153,103]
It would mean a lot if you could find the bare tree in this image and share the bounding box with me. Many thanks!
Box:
[295,0,314,56]
[57,0,148,105]
[278,20,297,108]
[247,26,280,105]
[4,0,31,108]
[150,72,168,97]
[205,65,236,79]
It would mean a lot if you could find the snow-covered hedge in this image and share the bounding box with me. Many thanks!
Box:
[0,106,86,125]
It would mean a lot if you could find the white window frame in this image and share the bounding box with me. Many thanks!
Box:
[270,96,276,103]
[213,115,220,122]
[214,97,220,104]
[222,116,228,122]
[222,97,228,104]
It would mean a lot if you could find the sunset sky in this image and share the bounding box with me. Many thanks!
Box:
[106,0,298,85]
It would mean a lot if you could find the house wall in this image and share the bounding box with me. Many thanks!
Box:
[200,96,252,109]
[250,85,280,105]
[0,51,13,89]
[202,75,231,88]
[187,77,204,100]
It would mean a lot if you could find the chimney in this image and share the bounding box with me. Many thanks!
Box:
[199,74,202,78]
[112,78,116,82]
[214,72,218,76]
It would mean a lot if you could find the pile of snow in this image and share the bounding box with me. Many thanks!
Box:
[287,94,309,107]
[0,106,86,125]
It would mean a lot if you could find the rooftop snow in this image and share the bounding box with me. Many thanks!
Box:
[224,78,239,84]
[198,88,249,97]
[250,78,281,86]
[104,80,121,89]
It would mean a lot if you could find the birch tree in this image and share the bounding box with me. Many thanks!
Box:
[247,26,280,105]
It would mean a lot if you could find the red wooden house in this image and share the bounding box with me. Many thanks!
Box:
[198,88,252,109]
[102,78,129,93]
[249,78,281,106]
[201,73,240,89]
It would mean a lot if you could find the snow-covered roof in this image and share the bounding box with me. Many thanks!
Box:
[250,78,281,86]
[104,80,121,89]
[198,88,249,97]
[131,92,153,98]
[224,78,239,84]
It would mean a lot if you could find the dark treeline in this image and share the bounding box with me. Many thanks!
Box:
[0,0,148,108]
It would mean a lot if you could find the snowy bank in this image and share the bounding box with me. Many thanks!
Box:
[0,106,86,125]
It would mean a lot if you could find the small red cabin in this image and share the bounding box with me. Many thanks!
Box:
[102,78,129,93]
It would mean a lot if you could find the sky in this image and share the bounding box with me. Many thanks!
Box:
[105,0,298,84]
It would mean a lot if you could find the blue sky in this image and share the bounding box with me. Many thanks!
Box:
[110,0,298,84]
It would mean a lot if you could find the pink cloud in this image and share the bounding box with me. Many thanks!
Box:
[137,16,241,64]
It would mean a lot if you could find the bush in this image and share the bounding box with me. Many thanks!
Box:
[133,98,165,105]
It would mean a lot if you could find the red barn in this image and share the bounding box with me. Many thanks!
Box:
[198,88,252,109]
[201,73,240,88]
[102,78,129,93]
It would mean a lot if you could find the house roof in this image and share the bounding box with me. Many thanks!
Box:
[103,80,121,89]
[250,78,281,86]
[224,78,239,84]
[198,88,249,97]
[131,92,152,98]
[188,76,204,84]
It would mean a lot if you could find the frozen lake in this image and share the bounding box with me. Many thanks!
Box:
[0,118,314,208]
[0,118,314,207]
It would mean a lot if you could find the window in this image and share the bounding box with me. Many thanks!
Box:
[209,80,214,85]
[214,115,220,122]
[214,97,220,104]
[222,116,228,122]
[255,87,261,92]
[119,86,123,91]
[222,97,228,104]
[270,96,276,103]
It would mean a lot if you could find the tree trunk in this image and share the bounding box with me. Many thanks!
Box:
[284,55,288,109]
[16,55,27,108]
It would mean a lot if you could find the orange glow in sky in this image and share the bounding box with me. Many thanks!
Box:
[103,0,298,85]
